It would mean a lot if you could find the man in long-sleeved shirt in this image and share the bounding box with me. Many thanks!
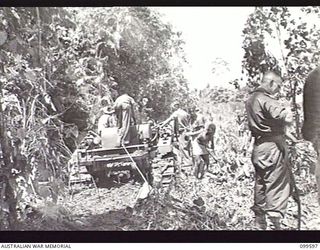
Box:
[114,91,137,145]
[246,71,295,230]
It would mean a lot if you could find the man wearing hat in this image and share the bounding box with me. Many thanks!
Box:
[109,79,119,101]
[97,106,116,135]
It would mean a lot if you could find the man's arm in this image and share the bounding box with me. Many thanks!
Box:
[210,134,215,150]
[185,128,203,137]
[280,107,299,142]
[160,113,175,128]
[113,97,120,110]
[130,97,137,125]
[131,106,136,124]
[264,98,288,121]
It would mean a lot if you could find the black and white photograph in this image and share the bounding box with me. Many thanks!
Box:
[0,6,320,235]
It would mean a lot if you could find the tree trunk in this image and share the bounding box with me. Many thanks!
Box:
[0,60,17,230]
[292,80,301,139]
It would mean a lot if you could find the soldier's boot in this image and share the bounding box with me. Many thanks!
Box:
[253,214,267,230]
[266,212,282,230]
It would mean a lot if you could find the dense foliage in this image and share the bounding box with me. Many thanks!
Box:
[0,7,193,229]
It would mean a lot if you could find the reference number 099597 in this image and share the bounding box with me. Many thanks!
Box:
[300,244,318,248]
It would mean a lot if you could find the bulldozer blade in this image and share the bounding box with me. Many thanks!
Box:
[136,182,153,200]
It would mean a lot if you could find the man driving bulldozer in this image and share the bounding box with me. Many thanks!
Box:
[97,105,116,135]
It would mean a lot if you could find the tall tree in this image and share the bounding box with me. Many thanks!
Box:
[72,7,192,120]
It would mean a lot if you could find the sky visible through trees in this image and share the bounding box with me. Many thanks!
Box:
[154,7,254,89]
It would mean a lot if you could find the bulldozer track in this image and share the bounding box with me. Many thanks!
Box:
[151,156,177,190]
[150,157,195,194]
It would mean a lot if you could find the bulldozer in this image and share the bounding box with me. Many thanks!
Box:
[70,124,154,186]
[68,121,179,190]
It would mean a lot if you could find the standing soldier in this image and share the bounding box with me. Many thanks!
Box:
[160,101,191,165]
[114,88,137,146]
[160,101,191,136]
[188,122,216,179]
[245,71,296,230]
